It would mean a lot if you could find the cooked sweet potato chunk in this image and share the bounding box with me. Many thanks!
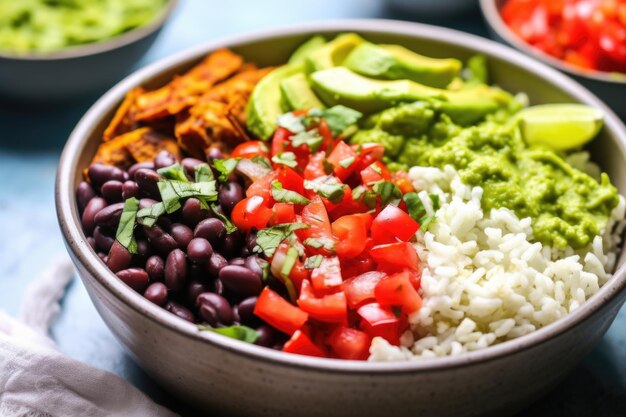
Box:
[103,87,145,142]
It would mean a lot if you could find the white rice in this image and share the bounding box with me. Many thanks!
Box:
[369,164,626,361]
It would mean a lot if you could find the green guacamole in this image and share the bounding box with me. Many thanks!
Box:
[0,0,167,55]
[351,101,619,249]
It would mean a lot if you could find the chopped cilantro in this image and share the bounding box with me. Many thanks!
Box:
[373,181,402,207]
[158,179,218,214]
[198,325,259,343]
[403,192,440,231]
[271,180,309,205]
[304,254,323,269]
[210,204,237,234]
[277,112,305,133]
[194,163,214,183]
[309,105,363,136]
[253,223,310,257]
[136,201,166,227]
[303,236,336,253]
[115,197,139,253]
[370,163,382,175]
[303,176,345,204]
[290,129,324,152]
[157,163,189,182]
[271,152,298,168]
[213,158,240,182]
[339,156,355,169]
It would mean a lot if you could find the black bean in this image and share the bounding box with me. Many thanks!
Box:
[246,233,257,252]
[237,296,260,326]
[170,223,194,249]
[88,164,126,187]
[166,301,195,322]
[212,278,224,296]
[107,240,132,273]
[194,218,226,245]
[87,237,97,251]
[244,255,264,279]
[206,147,224,161]
[116,268,149,292]
[187,237,213,264]
[196,292,234,326]
[222,232,242,259]
[143,225,178,255]
[144,282,168,307]
[165,249,187,291]
[181,198,209,227]
[97,252,107,262]
[229,257,245,266]
[154,150,177,170]
[187,280,208,305]
[135,239,152,261]
[122,180,139,200]
[157,216,173,230]
[240,247,251,257]
[218,182,243,214]
[76,181,96,213]
[139,198,158,210]
[101,180,124,203]
[188,263,206,281]
[93,226,115,252]
[219,265,262,297]
[82,197,107,234]
[94,202,125,227]
[146,255,165,281]
[182,158,204,176]
[207,253,228,277]
[134,168,161,198]
[128,161,155,178]
[255,325,276,347]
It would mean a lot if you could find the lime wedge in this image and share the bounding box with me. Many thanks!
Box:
[517,104,603,151]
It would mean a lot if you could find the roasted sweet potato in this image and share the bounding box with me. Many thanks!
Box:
[103,87,145,142]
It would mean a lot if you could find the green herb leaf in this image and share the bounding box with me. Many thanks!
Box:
[271,152,298,168]
[157,163,189,182]
[304,254,323,269]
[210,204,238,234]
[403,192,440,231]
[322,158,335,175]
[271,180,310,205]
[253,223,309,257]
[257,258,271,282]
[136,201,166,227]
[277,112,305,133]
[251,155,272,169]
[370,163,382,175]
[315,105,363,136]
[198,325,259,343]
[213,158,240,182]
[303,176,346,204]
[339,156,355,169]
[303,237,336,253]
[290,130,323,152]
[194,163,214,183]
[158,179,218,214]
[115,197,139,253]
[280,246,299,302]
[373,181,402,207]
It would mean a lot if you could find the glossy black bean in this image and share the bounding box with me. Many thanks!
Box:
[134,168,161,198]
[170,223,194,249]
[218,182,243,214]
[187,280,208,305]
[188,263,206,281]
[165,249,187,291]
[88,164,126,187]
[206,147,224,161]
[244,255,263,279]
[187,237,213,264]
[139,198,158,210]
[182,158,204,176]
[212,278,224,296]
[143,225,178,255]
[76,181,96,213]
[81,197,107,234]
[93,226,115,253]
[229,257,245,266]
[144,282,168,307]
[207,253,228,278]
[128,161,155,178]
[145,255,165,282]
[166,301,195,322]
[237,296,260,326]
[101,180,124,203]
[255,325,276,347]
[157,216,173,230]
[194,218,225,246]
[135,239,151,261]
[181,198,209,227]
[116,268,149,292]
[154,150,177,170]
[222,232,242,259]
[87,237,97,251]
[122,180,139,200]
[97,252,107,262]
[196,292,234,326]
[107,241,132,273]
[94,202,125,227]
[219,265,262,297]
[245,233,257,252]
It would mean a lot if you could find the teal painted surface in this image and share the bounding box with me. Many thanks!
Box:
[0,0,624,415]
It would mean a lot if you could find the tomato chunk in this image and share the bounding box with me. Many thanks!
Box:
[231,196,273,232]
[326,141,357,181]
[370,242,420,272]
[332,213,371,258]
[343,271,387,308]
[269,203,296,226]
[275,165,305,195]
[357,302,401,345]
[283,329,326,357]
[328,326,372,360]
[297,279,348,324]
[375,271,423,314]
[311,256,343,291]
[360,161,392,185]
[246,172,276,202]
[255,287,308,335]
[231,141,269,159]
[371,205,420,244]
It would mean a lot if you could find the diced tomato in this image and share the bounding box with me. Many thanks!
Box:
[275,165,305,195]
[331,214,371,258]
[371,205,420,244]
[340,252,376,279]
[283,329,327,357]
[297,279,348,324]
[393,171,415,194]
[374,271,423,314]
[231,196,273,232]
[351,143,385,161]
[326,141,358,181]
[269,203,296,225]
[271,242,309,296]
[317,119,336,151]
[297,196,333,243]
[254,287,308,335]
[271,127,291,157]
[357,302,401,345]
[360,161,392,185]
[246,172,276,202]
[370,242,420,272]
[343,271,387,308]
[231,141,270,159]
[327,326,371,360]
[304,151,328,180]
[311,256,343,291]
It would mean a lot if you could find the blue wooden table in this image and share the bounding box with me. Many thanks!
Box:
[1,0,625,415]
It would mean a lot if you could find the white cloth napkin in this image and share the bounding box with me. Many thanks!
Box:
[0,257,179,417]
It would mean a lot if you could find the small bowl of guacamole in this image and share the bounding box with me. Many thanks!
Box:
[0,0,177,101]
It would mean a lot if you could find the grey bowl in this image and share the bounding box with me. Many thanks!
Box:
[56,20,626,417]
[479,0,626,120]
[0,0,177,102]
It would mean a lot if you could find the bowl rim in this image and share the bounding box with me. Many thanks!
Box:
[0,0,179,61]
[56,18,626,374]
[478,0,626,84]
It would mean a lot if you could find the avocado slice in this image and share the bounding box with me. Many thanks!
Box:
[343,43,461,88]
[288,35,327,65]
[305,33,364,73]
[310,67,511,124]
[246,63,304,140]
[280,72,325,110]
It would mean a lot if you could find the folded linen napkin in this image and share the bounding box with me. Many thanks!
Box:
[0,257,179,417]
